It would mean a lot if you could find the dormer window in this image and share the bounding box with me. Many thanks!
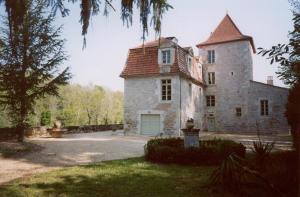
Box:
[208,50,215,64]
[187,56,192,71]
[162,50,171,64]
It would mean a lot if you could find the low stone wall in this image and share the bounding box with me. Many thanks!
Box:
[0,124,124,140]
[63,124,124,134]
[0,128,18,141]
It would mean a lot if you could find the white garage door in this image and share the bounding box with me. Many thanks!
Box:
[141,114,160,136]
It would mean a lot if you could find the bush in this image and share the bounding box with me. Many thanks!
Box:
[144,138,246,165]
[40,111,51,126]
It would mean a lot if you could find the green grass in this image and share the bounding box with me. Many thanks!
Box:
[0,157,230,197]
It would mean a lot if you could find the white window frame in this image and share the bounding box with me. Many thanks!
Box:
[206,95,215,107]
[260,100,269,116]
[162,49,171,64]
[161,79,172,101]
[208,50,215,64]
[208,72,215,85]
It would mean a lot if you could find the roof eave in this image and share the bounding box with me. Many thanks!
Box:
[196,37,256,53]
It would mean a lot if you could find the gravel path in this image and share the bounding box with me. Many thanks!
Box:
[0,131,292,185]
[0,131,149,185]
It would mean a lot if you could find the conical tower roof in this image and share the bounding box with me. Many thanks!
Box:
[197,14,255,53]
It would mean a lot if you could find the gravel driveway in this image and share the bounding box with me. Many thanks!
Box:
[0,131,292,185]
[0,131,149,185]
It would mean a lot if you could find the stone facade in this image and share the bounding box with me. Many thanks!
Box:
[200,40,254,132]
[247,81,289,133]
[123,75,203,136]
[199,41,289,133]
[121,14,290,135]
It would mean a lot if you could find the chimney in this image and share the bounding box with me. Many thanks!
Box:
[267,76,273,85]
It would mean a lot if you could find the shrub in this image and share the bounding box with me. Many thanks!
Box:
[40,111,51,126]
[144,138,246,165]
[251,139,274,171]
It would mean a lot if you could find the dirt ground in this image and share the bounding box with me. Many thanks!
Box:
[0,131,293,185]
[0,131,148,185]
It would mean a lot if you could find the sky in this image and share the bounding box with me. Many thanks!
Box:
[1,0,295,91]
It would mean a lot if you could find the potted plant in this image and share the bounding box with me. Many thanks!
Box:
[51,120,62,138]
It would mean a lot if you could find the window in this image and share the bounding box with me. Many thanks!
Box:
[162,50,171,64]
[161,79,171,101]
[260,100,269,116]
[208,50,215,64]
[208,72,215,85]
[236,108,242,117]
[206,95,215,107]
[189,83,192,97]
[188,56,192,71]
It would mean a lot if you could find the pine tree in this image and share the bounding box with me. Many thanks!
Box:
[0,0,71,141]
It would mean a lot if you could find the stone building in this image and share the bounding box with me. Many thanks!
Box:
[120,14,289,136]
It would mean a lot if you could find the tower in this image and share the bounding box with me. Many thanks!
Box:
[196,14,256,132]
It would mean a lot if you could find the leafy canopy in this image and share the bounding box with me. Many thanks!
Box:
[0,0,173,46]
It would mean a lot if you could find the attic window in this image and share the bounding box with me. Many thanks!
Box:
[162,50,171,64]
[187,56,192,71]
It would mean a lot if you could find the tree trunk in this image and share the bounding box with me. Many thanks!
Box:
[16,125,24,142]
[296,122,300,197]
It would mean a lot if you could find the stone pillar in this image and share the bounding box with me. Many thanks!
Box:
[182,129,200,148]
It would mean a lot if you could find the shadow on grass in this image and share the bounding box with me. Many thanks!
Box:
[0,158,215,197]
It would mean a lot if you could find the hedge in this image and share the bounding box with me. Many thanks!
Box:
[144,138,246,165]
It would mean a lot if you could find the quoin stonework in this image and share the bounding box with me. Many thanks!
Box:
[120,14,289,136]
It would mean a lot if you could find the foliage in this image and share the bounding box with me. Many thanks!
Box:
[286,82,300,150]
[210,154,246,192]
[40,111,51,126]
[0,0,71,141]
[11,84,123,127]
[251,138,274,171]
[210,151,298,197]
[0,0,173,47]
[144,138,246,165]
[258,13,300,86]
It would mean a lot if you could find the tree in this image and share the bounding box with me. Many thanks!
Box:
[0,0,71,141]
[0,0,173,46]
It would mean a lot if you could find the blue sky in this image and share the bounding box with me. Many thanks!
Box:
[1,0,294,91]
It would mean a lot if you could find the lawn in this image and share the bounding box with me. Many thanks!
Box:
[0,157,227,197]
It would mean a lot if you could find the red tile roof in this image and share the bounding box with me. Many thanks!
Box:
[196,14,256,53]
[120,38,203,86]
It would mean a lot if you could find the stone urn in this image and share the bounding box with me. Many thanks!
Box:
[185,118,194,129]
[51,120,62,138]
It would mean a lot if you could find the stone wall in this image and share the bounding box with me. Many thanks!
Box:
[247,81,289,133]
[124,75,181,136]
[0,124,124,140]
[180,78,204,133]
[0,128,18,141]
[123,75,203,136]
[200,40,253,132]
[64,124,123,133]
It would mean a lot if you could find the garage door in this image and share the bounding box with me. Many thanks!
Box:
[141,114,160,136]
